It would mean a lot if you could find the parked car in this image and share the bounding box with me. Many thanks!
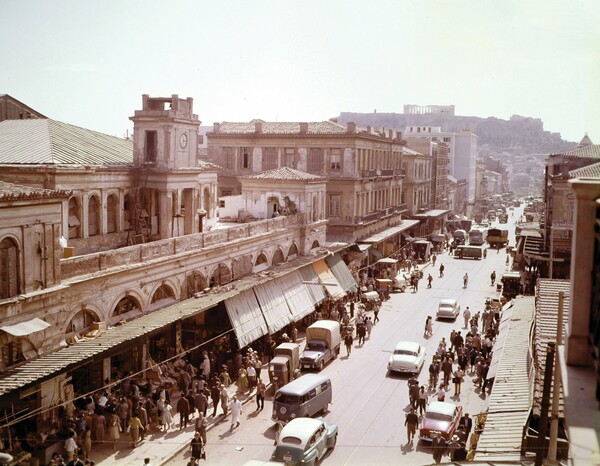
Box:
[272,417,338,466]
[419,401,463,442]
[436,298,460,320]
[387,341,425,375]
[392,272,408,292]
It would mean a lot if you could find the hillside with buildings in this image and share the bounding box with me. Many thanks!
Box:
[334,111,575,155]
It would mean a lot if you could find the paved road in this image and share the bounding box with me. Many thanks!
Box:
[167,209,523,465]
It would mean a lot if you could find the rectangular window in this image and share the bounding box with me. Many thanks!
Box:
[309,148,323,173]
[263,147,277,170]
[330,149,341,172]
[284,148,295,168]
[443,137,451,143]
[240,147,250,169]
[144,130,157,162]
[223,147,234,169]
[328,194,341,218]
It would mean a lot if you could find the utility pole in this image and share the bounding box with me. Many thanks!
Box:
[535,342,555,466]
[547,291,564,463]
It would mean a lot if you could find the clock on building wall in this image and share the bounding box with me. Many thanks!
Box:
[179,132,188,148]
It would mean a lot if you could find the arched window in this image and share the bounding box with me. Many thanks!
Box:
[151,284,175,304]
[88,195,100,236]
[66,309,99,337]
[0,237,19,299]
[68,197,81,239]
[107,194,117,233]
[311,240,320,250]
[255,253,268,267]
[112,296,141,322]
[287,243,299,259]
[185,271,208,299]
[272,248,285,265]
[210,263,232,287]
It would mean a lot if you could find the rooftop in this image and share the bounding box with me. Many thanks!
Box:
[240,166,325,181]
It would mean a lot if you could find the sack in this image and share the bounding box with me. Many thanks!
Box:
[201,450,206,460]
[452,377,458,384]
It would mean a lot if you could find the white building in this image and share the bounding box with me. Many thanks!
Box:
[404,126,478,200]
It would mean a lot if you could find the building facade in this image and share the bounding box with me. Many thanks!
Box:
[206,120,410,242]
[404,126,479,201]
[405,137,449,210]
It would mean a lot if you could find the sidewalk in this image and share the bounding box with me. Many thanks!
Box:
[91,369,272,466]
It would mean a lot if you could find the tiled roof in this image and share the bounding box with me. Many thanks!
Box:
[554,144,600,159]
[533,279,570,417]
[0,119,133,165]
[196,159,221,171]
[213,119,348,135]
[240,167,325,181]
[0,180,71,201]
[570,161,600,179]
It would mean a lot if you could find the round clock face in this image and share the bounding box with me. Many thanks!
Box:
[179,132,188,148]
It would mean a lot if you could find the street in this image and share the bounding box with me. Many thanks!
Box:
[167,208,522,465]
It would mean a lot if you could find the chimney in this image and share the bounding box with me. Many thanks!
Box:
[367,126,372,134]
[396,132,403,142]
[299,122,308,134]
[388,129,394,139]
[255,121,262,133]
[213,122,221,132]
[346,122,356,134]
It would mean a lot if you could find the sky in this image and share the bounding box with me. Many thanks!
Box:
[1,0,599,143]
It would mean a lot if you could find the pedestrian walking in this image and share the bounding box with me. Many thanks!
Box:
[373,306,380,323]
[256,379,266,411]
[128,412,144,448]
[428,358,440,388]
[219,384,229,416]
[453,368,464,396]
[437,383,447,402]
[229,395,242,430]
[490,271,496,286]
[357,323,366,346]
[106,412,120,450]
[424,315,433,337]
[190,432,205,462]
[366,317,373,338]
[408,377,419,409]
[506,255,510,266]
[195,414,208,445]
[441,357,453,387]
[427,274,433,288]
[463,307,471,329]
[344,332,353,355]
[162,401,174,432]
[431,432,447,464]
[439,263,445,277]
[405,408,419,443]
[418,386,428,415]
[94,412,106,444]
[63,432,78,462]
[237,366,249,393]
[177,393,190,430]
[432,253,437,266]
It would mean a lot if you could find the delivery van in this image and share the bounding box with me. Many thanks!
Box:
[272,374,332,426]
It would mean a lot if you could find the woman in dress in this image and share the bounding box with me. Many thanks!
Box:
[237,366,248,393]
[94,412,106,443]
[162,401,174,432]
[157,396,165,431]
[82,425,92,461]
[128,412,144,448]
[108,412,121,450]
[424,316,433,337]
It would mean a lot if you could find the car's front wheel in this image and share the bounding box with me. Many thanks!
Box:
[319,360,325,371]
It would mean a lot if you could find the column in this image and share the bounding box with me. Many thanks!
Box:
[566,178,600,366]
[158,190,173,239]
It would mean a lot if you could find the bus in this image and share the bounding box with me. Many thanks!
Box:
[487,228,509,247]
[468,229,486,246]
[454,245,483,260]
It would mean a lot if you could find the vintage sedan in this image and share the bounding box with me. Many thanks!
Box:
[387,341,425,375]
[419,401,463,442]
[272,417,338,466]
[436,298,461,320]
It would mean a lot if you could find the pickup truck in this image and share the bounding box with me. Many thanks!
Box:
[300,321,341,371]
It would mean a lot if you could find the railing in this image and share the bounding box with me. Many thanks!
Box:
[61,214,302,279]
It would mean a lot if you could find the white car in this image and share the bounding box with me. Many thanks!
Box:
[436,298,460,320]
[272,417,338,466]
[387,341,425,374]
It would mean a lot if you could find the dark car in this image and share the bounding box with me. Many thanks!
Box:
[419,401,463,442]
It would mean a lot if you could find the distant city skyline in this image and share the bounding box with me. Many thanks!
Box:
[1,0,598,143]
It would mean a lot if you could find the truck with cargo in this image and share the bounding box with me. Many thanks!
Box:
[300,321,341,371]
[487,228,509,248]
[269,342,301,391]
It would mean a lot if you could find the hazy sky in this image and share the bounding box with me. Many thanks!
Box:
[2,0,599,143]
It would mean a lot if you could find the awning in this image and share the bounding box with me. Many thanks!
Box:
[254,279,293,334]
[357,244,371,252]
[326,253,358,292]
[1,318,50,337]
[312,259,345,298]
[281,271,318,321]
[224,289,269,348]
[375,258,398,265]
[369,248,383,260]
[298,264,327,306]
[487,305,514,379]
[359,219,421,244]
